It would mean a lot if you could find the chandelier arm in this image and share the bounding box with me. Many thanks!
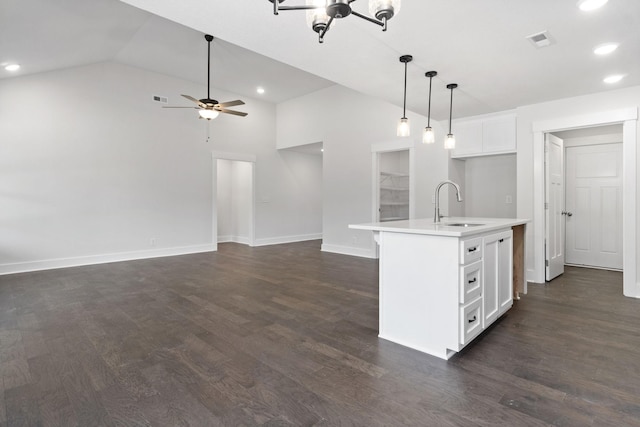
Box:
[319,15,335,42]
[350,10,385,27]
[278,5,319,11]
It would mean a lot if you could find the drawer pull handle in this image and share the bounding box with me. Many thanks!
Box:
[468,247,477,253]
[468,315,477,323]
[499,238,504,243]
[468,278,477,284]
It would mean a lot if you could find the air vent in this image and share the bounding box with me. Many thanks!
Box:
[152,94,168,104]
[526,30,554,48]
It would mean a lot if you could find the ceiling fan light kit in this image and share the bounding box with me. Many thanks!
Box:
[199,109,219,120]
[163,34,247,120]
[269,0,401,43]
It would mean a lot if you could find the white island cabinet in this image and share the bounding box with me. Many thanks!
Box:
[349,217,528,360]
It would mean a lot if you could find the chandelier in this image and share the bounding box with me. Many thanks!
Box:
[268,0,401,43]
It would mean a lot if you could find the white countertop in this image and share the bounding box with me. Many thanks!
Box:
[349,217,529,237]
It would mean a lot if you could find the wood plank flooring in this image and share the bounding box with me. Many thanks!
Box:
[0,240,638,426]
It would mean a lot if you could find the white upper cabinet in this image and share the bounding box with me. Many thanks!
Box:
[451,120,483,157]
[451,112,517,158]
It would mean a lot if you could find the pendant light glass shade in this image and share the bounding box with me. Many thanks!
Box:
[444,134,456,149]
[422,127,435,144]
[422,71,437,144]
[369,0,401,20]
[397,118,410,137]
[306,0,330,32]
[199,109,219,120]
[397,54,412,137]
[444,83,458,150]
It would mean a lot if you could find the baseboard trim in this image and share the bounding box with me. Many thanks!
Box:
[217,235,251,245]
[321,244,377,259]
[0,244,216,276]
[253,233,322,247]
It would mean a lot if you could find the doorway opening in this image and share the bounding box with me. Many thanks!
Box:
[545,125,624,281]
[212,152,256,250]
[371,141,416,223]
[533,107,637,297]
[378,150,410,222]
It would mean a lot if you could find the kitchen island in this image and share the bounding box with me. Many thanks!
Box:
[350,217,528,360]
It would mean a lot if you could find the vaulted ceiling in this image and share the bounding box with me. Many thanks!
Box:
[3,0,639,120]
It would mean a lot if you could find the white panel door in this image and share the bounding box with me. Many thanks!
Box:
[565,143,623,270]
[545,134,565,281]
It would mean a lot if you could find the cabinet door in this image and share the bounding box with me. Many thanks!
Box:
[483,115,516,154]
[482,234,500,327]
[451,120,483,158]
[498,232,514,314]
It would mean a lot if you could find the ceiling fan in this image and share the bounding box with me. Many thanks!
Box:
[164,34,247,120]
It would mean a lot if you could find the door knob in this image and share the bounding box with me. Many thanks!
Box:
[566,212,573,217]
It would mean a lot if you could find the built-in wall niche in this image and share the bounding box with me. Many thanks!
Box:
[455,154,517,219]
[379,150,410,222]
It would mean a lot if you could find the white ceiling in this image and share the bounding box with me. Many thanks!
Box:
[0,0,335,104]
[2,0,639,119]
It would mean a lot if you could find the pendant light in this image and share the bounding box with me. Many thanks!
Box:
[444,83,458,149]
[422,71,437,144]
[397,55,412,137]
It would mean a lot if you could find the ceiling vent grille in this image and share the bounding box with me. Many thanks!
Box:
[526,30,554,48]
[152,95,168,104]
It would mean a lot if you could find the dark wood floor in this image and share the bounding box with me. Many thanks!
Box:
[1,241,638,426]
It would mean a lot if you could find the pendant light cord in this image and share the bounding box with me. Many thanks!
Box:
[207,39,211,100]
[402,61,408,119]
[427,75,433,127]
[448,86,453,133]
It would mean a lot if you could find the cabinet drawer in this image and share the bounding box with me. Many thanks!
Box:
[460,237,482,264]
[460,261,482,304]
[460,297,483,345]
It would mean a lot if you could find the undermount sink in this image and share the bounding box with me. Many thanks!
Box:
[439,222,485,227]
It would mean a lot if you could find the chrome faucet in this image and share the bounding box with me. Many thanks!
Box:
[434,180,463,223]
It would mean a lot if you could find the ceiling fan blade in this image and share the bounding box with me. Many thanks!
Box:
[218,109,248,117]
[216,100,245,108]
[181,94,206,108]
[162,106,199,109]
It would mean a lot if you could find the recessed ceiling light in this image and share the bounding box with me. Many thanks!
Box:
[4,64,20,71]
[603,74,624,84]
[594,43,618,55]
[256,87,265,94]
[577,0,608,11]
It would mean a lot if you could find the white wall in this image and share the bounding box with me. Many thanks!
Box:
[557,129,623,148]
[463,154,517,218]
[447,157,466,217]
[380,150,409,174]
[277,85,450,258]
[275,150,323,242]
[515,85,639,297]
[0,61,322,274]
